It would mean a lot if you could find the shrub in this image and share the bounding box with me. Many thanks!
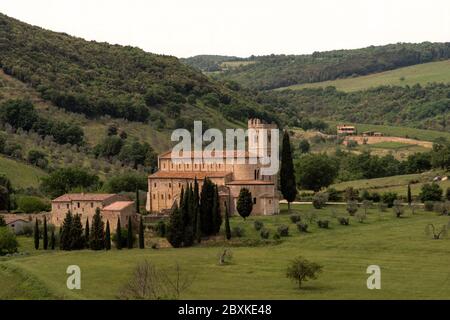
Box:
[232,226,245,238]
[326,187,341,201]
[355,211,367,223]
[16,196,50,213]
[346,201,358,216]
[0,227,19,255]
[433,201,450,216]
[424,201,434,211]
[296,222,308,233]
[392,200,404,218]
[273,233,281,240]
[381,192,398,208]
[305,212,317,224]
[312,192,328,209]
[286,256,323,289]
[289,214,301,224]
[337,217,350,225]
[155,220,166,237]
[254,220,264,231]
[317,220,329,229]
[419,183,443,202]
[277,225,289,237]
[260,228,270,239]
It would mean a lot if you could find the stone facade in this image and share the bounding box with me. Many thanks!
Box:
[50,193,136,230]
[146,119,280,216]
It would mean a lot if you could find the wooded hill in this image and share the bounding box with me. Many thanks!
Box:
[189,42,450,90]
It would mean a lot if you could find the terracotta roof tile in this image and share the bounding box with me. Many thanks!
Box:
[149,171,232,180]
[226,180,274,185]
[102,201,134,211]
[52,193,118,202]
[159,150,252,159]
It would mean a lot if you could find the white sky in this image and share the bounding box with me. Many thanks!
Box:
[1,0,449,58]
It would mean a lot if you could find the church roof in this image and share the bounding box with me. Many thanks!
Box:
[103,201,134,211]
[226,180,274,185]
[148,171,232,180]
[158,150,252,159]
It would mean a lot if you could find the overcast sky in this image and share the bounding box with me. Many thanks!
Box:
[1,0,449,58]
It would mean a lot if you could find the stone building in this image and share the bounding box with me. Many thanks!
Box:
[146,119,280,216]
[50,193,137,230]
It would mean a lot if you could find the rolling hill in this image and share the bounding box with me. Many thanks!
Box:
[0,155,47,189]
[277,60,450,92]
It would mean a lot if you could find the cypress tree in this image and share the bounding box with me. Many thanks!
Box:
[105,220,111,250]
[116,217,122,250]
[194,178,202,243]
[200,178,215,235]
[43,216,48,250]
[280,130,297,214]
[50,229,56,250]
[212,185,222,234]
[90,208,105,250]
[135,187,140,214]
[138,216,144,249]
[127,216,133,249]
[182,184,194,246]
[407,184,412,205]
[60,211,73,250]
[34,218,39,250]
[166,204,184,248]
[224,201,231,240]
[85,218,90,249]
[70,214,84,250]
[237,187,253,220]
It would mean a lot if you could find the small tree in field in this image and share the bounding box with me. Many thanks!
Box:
[286,256,323,289]
[393,200,404,218]
[346,201,358,216]
[34,218,39,250]
[425,223,448,239]
[237,188,253,220]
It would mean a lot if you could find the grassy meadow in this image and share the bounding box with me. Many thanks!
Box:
[279,60,450,92]
[1,203,450,300]
[0,155,47,189]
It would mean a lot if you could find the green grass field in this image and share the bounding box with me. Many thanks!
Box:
[0,155,47,189]
[280,60,450,92]
[369,142,412,149]
[1,204,450,300]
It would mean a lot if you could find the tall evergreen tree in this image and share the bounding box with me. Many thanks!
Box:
[50,229,55,250]
[34,218,39,250]
[182,184,194,246]
[407,183,412,205]
[194,178,202,243]
[60,211,73,250]
[224,201,231,240]
[116,217,122,250]
[105,220,111,250]
[127,216,133,249]
[200,178,215,235]
[237,188,253,220]
[212,185,222,234]
[166,204,184,248]
[90,208,105,250]
[138,216,144,249]
[84,218,90,249]
[43,216,48,250]
[70,214,85,250]
[135,187,140,214]
[280,130,297,214]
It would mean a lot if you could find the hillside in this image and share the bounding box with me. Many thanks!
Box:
[212,42,450,90]
[0,155,47,189]
[181,55,243,72]
[0,13,277,129]
[278,60,450,92]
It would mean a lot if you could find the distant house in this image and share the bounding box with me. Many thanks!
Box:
[337,125,356,135]
[51,193,137,229]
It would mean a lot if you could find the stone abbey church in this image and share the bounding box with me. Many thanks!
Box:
[146,119,280,216]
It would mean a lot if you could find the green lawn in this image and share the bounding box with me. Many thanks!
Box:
[280,60,450,92]
[1,204,450,299]
[369,142,412,149]
[0,155,47,189]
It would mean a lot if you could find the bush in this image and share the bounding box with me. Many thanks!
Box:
[433,201,450,215]
[277,225,289,237]
[273,233,281,240]
[317,220,329,229]
[16,196,50,213]
[392,200,404,218]
[419,183,443,202]
[337,217,350,225]
[254,220,264,231]
[312,192,328,209]
[346,201,358,216]
[0,227,19,255]
[381,192,398,208]
[232,226,245,238]
[260,228,270,239]
[155,220,166,237]
[326,187,341,201]
[296,222,308,233]
[286,256,323,289]
[289,214,301,223]
[424,201,434,211]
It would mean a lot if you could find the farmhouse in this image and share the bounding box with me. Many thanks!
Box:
[50,193,137,229]
[146,119,280,215]
[337,125,356,135]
